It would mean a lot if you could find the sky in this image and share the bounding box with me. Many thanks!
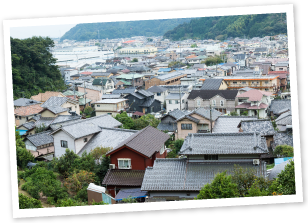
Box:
[10,23,77,39]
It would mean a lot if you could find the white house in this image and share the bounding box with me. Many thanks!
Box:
[165,93,188,112]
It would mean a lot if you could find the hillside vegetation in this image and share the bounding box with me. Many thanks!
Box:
[60,18,192,41]
[163,13,287,40]
[10,37,66,99]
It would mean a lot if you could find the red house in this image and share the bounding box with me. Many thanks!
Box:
[102,125,170,197]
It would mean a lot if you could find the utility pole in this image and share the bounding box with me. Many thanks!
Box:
[210,105,213,133]
[84,81,87,109]
[179,86,182,110]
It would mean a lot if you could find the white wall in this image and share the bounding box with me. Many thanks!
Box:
[53,130,76,158]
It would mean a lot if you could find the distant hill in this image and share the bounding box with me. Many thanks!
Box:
[60,18,192,41]
[163,13,287,41]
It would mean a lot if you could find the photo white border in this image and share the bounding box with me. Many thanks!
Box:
[3,3,303,219]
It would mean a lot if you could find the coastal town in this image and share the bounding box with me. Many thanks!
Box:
[13,21,294,207]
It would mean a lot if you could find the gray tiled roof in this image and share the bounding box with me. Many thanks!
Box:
[101,94,122,99]
[41,96,70,108]
[179,132,268,155]
[273,132,293,147]
[138,89,154,97]
[53,114,122,139]
[268,158,293,181]
[21,121,36,130]
[140,98,158,108]
[239,119,276,136]
[168,109,191,120]
[141,158,264,191]
[107,125,170,158]
[270,99,291,115]
[103,169,145,186]
[130,91,145,100]
[147,85,168,93]
[78,127,137,155]
[112,88,136,95]
[14,98,41,107]
[26,130,53,147]
[176,115,200,123]
[200,79,223,90]
[213,116,258,133]
[165,93,186,100]
[275,111,292,125]
[44,106,68,114]
[35,117,55,128]
[51,115,82,125]
[192,107,222,121]
[157,122,177,132]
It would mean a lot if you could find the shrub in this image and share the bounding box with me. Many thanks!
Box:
[245,179,270,197]
[16,147,34,169]
[51,149,80,177]
[47,197,55,205]
[122,196,137,203]
[91,200,107,205]
[269,160,295,195]
[90,147,111,163]
[19,193,43,209]
[196,171,239,199]
[75,184,89,202]
[93,155,110,185]
[64,170,95,194]
[273,145,294,157]
[55,198,86,207]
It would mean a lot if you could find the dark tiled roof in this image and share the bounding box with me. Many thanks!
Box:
[147,85,168,93]
[157,122,177,132]
[21,121,36,130]
[101,94,122,99]
[200,79,223,90]
[35,117,55,128]
[26,130,53,147]
[239,119,276,136]
[43,106,68,114]
[41,96,69,108]
[188,90,238,100]
[273,132,293,147]
[107,125,170,158]
[138,89,153,97]
[140,97,158,108]
[275,111,292,125]
[102,169,145,186]
[141,158,264,191]
[176,115,200,123]
[167,109,191,119]
[179,132,268,155]
[213,116,258,133]
[14,98,41,107]
[269,99,291,115]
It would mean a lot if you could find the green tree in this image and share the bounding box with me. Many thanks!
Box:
[131,58,138,62]
[168,61,185,68]
[196,171,239,199]
[34,123,46,133]
[115,112,135,129]
[133,114,160,130]
[190,43,197,48]
[269,160,295,195]
[93,155,110,185]
[201,56,223,66]
[51,149,80,177]
[273,145,294,157]
[95,42,100,46]
[18,193,43,209]
[11,36,66,99]
[64,170,96,194]
[15,130,34,169]
[90,147,111,163]
[55,198,86,207]
[83,106,93,117]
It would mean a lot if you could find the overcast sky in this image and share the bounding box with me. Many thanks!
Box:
[10,23,77,39]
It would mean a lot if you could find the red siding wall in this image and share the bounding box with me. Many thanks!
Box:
[110,147,149,170]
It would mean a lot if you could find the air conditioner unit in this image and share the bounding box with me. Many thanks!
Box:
[253,159,260,165]
[109,164,115,169]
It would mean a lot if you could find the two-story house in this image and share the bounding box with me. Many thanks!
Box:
[14,104,44,126]
[146,85,169,109]
[124,90,161,114]
[94,99,128,116]
[187,90,239,114]
[102,126,170,197]
[235,89,272,118]
[141,132,269,201]
[165,93,189,112]
[92,77,115,94]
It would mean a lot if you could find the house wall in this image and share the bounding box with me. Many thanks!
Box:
[75,134,95,155]
[40,110,57,118]
[62,101,80,114]
[219,81,228,90]
[110,147,153,170]
[87,190,102,204]
[176,118,198,140]
[53,130,76,158]
[78,87,102,103]
[25,140,36,151]
[147,191,199,201]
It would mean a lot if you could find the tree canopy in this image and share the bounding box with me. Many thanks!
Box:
[11,36,66,99]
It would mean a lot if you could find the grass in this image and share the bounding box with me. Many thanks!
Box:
[267,163,275,170]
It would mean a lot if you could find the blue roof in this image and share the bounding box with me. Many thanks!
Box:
[16,130,27,135]
[158,68,171,72]
[173,68,184,70]
[115,188,147,201]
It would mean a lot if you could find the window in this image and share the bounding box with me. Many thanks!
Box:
[145,108,147,112]
[265,81,269,84]
[197,99,201,107]
[84,138,88,143]
[175,100,178,104]
[182,99,184,103]
[233,81,237,84]
[181,124,192,130]
[68,107,72,111]
[212,100,216,106]
[169,100,172,104]
[157,92,161,96]
[107,113,112,115]
[220,101,224,106]
[118,159,131,169]
[97,105,100,107]
[242,81,246,84]
[204,155,218,160]
[279,68,283,71]
[61,140,68,148]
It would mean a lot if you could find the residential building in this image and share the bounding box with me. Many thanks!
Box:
[200,79,228,90]
[146,85,169,108]
[268,71,289,91]
[14,98,42,109]
[212,116,258,133]
[145,71,187,90]
[77,85,102,104]
[31,91,66,102]
[103,125,170,197]
[157,109,191,133]
[141,132,268,201]
[269,99,291,117]
[51,115,122,158]
[40,96,80,117]
[92,77,115,93]
[235,89,272,118]
[94,99,128,116]
[187,90,239,114]
[14,104,44,126]
[124,90,161,114]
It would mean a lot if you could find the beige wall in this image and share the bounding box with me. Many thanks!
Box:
[62,101,80,114]
[78,87,102,104]
[176,119,197,140]
[75,134,95,154]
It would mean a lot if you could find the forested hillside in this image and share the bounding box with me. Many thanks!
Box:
[163,13,287,40]
[11,37,66,99]
[60,18,192,41]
